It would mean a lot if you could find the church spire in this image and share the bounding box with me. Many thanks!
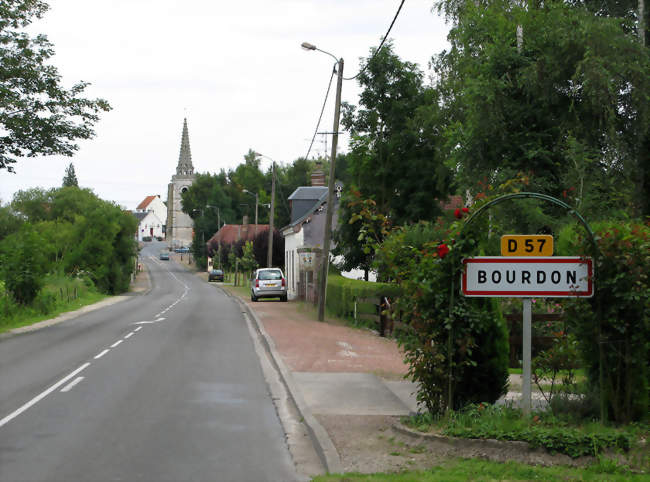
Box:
[176,118,194,176]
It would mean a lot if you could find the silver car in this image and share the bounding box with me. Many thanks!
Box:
[251,268,287,302]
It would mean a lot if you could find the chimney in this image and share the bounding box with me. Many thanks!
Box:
[311,164,326,187]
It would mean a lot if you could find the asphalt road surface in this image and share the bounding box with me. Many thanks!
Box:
[0,242,297,481]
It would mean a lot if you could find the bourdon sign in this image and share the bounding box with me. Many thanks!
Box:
[462,257,593,297]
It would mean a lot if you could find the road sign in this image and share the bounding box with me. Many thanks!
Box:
[462,257,592,297]
[501,235,553,256]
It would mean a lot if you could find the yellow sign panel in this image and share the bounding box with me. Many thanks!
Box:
[501,235,554,256]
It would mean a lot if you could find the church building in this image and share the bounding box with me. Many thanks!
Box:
[166,118,196,248]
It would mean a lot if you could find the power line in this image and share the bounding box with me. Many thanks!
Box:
[304,66,336,161]
[344,0,406,81]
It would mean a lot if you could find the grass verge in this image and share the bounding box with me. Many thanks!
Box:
[313,456,646,481]
[0,274,107,334]
[401,404,648,461]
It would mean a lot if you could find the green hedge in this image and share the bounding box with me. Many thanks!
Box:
[326,274,401,319]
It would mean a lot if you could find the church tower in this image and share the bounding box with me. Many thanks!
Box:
[166,118,196,248]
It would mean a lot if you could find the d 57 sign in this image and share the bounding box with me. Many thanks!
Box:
[462,257,593,298]
[501,235,553,256]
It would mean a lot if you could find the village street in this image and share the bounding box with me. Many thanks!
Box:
[0,242,298,482]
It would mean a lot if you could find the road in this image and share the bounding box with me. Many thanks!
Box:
[0,242,298,481]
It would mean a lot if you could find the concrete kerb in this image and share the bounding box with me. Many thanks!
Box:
[231,295,344,475]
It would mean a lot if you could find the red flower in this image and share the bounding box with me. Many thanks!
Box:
[462,207,469,214]
[437,243,450,258]
[454,208,462,219]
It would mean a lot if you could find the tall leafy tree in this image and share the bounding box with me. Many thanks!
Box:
[336,43,453,273]
[62,162,78,187]
[0,0,111,172]
[342,43,453,225]
[433,0,650,218]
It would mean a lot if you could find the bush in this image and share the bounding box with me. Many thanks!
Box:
[326,274,401,319]
[560,221,649,423]
[0,224,47,304]
[376,220,510,413]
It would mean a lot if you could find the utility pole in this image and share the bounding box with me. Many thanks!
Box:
[317,57,344,322]
[267,162,276,267]
[254,192,258,237]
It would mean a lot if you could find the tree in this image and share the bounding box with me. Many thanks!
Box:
[432,0,650,218]
[0,0,111,172]
[0,201,23,241]
[342,43,453,225]
[62,162,78,187]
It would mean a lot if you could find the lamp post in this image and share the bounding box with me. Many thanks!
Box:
[301,41,344,322]
[242,189,259,237]
[254,152,277,268]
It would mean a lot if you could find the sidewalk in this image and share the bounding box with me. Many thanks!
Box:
[218,284,540,475]
[221,287,418,474]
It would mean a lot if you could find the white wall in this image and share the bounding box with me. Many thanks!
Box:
[137,212,164,241]
[283,228,304,300]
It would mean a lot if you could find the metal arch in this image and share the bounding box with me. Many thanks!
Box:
[444,191,600,412]
[460,192,597,249]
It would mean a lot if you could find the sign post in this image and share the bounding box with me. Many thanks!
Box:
[462,251,593,413]
[522,297,532,413]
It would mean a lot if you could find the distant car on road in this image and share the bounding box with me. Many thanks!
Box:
[251,268,287,302]
[208,269,224,282]
[159,251,170,260]
[174,247,190,253]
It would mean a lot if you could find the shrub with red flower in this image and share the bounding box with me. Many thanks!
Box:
[437,243,450,258]
[454,208,462,219]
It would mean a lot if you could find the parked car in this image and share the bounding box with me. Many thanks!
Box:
[251,268,287,302]
[208,269,224,282]
[159,251,169,260]
[175,246,190,253]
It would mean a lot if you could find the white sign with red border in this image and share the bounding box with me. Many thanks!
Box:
[462,257,593,298]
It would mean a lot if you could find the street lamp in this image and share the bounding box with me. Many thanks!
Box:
[242,189,259,237]
[254,152,277,268]
[302,41,344,322]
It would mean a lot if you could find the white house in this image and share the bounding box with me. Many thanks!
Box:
[281,168,344,300]
[133,210,164,241]
[136,195,167,230]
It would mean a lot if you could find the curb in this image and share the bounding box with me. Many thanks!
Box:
[393,421,539,452]
[231,295,344,475]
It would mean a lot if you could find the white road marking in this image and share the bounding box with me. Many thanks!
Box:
[0,363,90,429]
[60,376,85,393]
[110,340,123,348]
[133,317,166,325]
[124,332,134,339]
[134,326,142,332]
[94,349,110,359]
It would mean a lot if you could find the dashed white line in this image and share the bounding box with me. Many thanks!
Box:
[0,363,90,429]
[110,340,123,348]
[134,326,142,332]
[124,332,134,339]
[94,349,110,359]
[60,376,85,393]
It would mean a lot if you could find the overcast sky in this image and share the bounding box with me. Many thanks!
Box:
[1,0,450,209]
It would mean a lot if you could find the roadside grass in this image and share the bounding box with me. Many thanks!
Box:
[0,274,107,334]
[401,404,648,462]
[312,456,646,481]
